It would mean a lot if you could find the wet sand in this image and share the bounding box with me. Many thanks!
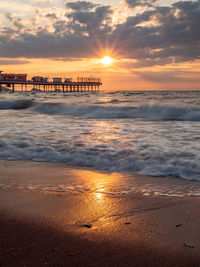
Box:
[1,161,200,266]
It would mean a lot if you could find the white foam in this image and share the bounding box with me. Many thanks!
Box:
[0,137,199,180]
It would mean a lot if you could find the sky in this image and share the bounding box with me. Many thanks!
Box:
[0,0,199,90]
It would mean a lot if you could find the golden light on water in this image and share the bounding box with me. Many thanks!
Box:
[99,56,114,65]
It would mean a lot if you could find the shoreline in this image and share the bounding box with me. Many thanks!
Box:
[1,160,200,266]
[1,159,200,198]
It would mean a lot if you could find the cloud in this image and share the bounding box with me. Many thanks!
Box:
[66,5,113,34]
[33,0,52,4]
[66,1,97,11]
[0,0,199,69]
[112,0,200,65]
[125,0,157,8]
[0,59,30,65]
[46,12,58,20]
[6,13,14,21]
[136,69,200,83]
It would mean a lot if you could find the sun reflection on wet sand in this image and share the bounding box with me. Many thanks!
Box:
[2,160,200,231]
[95,188,105,200]
[2,160,200,198]
[47,168,128,230]
[95,192,103,199]
[66,168,123,195]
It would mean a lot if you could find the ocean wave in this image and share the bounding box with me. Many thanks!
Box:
[33,103,200,121]
[0,91,199,183]
[1,98,200,122]
[0,99,34,110]
[0,139,199,180]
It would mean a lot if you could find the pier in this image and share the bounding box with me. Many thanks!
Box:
[0,72,102,92]
[0,80,102,93]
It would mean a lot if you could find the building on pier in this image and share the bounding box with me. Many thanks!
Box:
[53,78,62,83]
[32,76,48,83]
[0,72,27,82]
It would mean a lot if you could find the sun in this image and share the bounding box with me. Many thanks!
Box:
[99,56,114,65]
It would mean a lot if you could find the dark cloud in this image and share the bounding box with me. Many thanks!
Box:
[126,0,157,8]
[0,0,199,68]
[0,3,112,58]
[0,59,30,65]
[66,5,113,34]
[12,19,24,30]
[46,13,58,20]
[0,32,95,58]
[112,0,200,65]
[66,1,97,11]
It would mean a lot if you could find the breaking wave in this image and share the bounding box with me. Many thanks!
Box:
[33,103,200,121]
[0,138,199,180]
[1,98,200,122]
[0,99,34,110]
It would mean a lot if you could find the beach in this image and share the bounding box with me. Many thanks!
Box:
[1,160,200,266]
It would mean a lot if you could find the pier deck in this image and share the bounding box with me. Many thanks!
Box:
[0,80,102,92]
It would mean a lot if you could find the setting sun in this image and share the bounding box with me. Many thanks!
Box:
[99,56,114,65]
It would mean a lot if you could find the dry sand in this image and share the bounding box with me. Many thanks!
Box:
[1,160,200,266]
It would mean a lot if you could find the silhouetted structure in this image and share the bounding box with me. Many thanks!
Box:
[0,72,102,92]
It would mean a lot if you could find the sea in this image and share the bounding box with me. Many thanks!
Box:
[0,90,200,197]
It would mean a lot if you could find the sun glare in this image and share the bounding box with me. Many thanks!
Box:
[99,56,114,65]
